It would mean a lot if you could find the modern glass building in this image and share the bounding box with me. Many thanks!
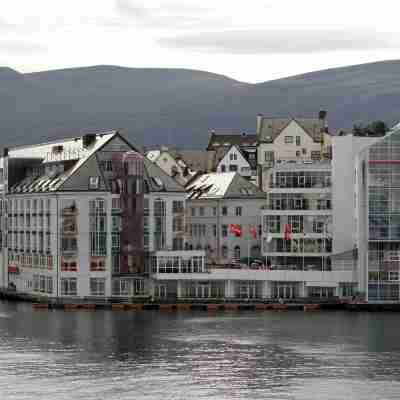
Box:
[356,125,400,301]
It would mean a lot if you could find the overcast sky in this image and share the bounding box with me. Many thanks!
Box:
[1,0,399,83]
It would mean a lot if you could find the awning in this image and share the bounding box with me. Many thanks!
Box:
[8,265,19,274]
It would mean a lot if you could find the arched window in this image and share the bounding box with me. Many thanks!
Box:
[221,245,228,258]
[234,246,241,260]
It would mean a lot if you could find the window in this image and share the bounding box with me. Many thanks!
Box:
[90,278,105,296]
[264,151,274,162]
[213,224,217,237]
[89,176,100,190]
[284,136,293,144]
[173,217,183,232]
[89,199,107,256]
[296,151,301,157]
[229,165,238,172]
[235,207,242,216]
[288,215,303,233]
[311,151,321,160]
[46,277,53,294]
[234,246,241,260]
[212,207,217,216]
[90,257,106,271]
[61,237,78,255]
[172,200,184,213]
[172,237,183,250]
[302,148,307,155]
[222,245,228,258]
[199,207,205,216]
[296,136,301,146]
[222,225,228,237]
[61,278,77,296]
[191,207,196,217]
[222,206,227,216]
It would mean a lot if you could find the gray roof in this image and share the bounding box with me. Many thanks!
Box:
[186,172,265,200]
[206,132,257,150]
[257,117,326,142]
[6,131,185,194]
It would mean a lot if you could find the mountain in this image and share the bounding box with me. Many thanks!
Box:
[0,60,399,149]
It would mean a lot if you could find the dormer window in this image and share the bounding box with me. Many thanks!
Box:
[89,176,100,190]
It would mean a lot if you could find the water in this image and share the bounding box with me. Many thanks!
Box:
[1,301,400,400]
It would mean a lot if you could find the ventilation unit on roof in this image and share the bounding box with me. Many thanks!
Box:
[82,134,96,148]
[52,145,63,153]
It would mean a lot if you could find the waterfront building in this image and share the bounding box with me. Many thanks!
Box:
[256,111,332,191]
[260,160,355,298]
[0,131,198,299]
[355,124,400,301]
[184,172,264,265]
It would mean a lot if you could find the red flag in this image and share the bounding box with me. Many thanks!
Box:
[229,224,242,237]
[249,225,257,240]
[284,224,292,241]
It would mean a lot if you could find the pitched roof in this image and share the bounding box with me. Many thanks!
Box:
[6,131,185,194]
[206,132,257,150]
[186,172,264,200]
[7,131,119,193]
[173,150,216,172]
[143,157,185,193]
[257,117,326,142]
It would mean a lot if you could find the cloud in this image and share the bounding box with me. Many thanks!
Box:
[0,40,45,54]
[158,29,399,54]
[114,0,218,29]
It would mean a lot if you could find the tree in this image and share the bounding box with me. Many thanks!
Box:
[352,120,388,137]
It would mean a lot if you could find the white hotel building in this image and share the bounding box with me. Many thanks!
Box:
[0,131,203,300]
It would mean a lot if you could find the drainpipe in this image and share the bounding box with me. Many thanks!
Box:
[216,199,221,263]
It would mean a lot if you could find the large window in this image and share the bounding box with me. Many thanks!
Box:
[90,278,105,296]
[89,199,107,256]
[172,200,184,213]
[61,278,77,296]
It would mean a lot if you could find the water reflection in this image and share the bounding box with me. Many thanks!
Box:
[0,301,400,399]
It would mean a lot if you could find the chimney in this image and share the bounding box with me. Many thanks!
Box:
[82,134,97,148]
[256,114,263,136]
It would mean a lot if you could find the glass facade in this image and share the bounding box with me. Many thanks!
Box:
[366,128,400,300]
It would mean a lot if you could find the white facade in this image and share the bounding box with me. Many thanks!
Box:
[257,116,332,192]
[258,161,355,297]
[216,145,252,177]
[186,198,264,265]
[331,134,379,255]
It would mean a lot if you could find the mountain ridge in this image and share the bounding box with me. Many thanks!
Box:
[0,60,399,149]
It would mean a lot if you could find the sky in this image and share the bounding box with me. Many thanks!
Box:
[1,0,400,83]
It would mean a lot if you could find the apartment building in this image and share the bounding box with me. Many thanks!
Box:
[1,131,195,299]
[260,160,356,298]
[256,111,332,191]
[185,172,265,265]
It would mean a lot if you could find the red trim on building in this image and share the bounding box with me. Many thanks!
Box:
[8,265,19,274]
[369,160,400,164]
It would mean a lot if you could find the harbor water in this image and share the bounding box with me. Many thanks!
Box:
[1,301,400,399]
